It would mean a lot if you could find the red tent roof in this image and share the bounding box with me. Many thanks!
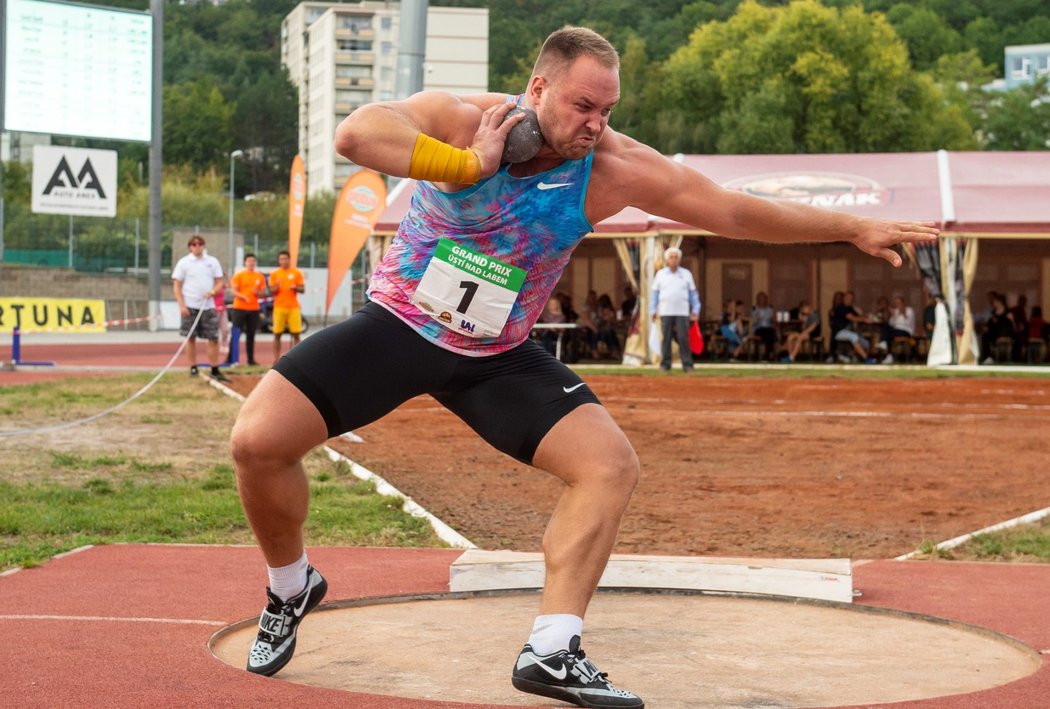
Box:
[948,151,1050,234]
[373,152,1050,236]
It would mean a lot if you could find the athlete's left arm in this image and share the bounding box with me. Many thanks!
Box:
[616,137,939,268]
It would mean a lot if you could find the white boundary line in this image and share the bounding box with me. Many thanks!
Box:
[895,505,1050,560]
[0,614,226,626]
[210,378,476,550]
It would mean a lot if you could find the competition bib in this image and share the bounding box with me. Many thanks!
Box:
[411,237,526,338]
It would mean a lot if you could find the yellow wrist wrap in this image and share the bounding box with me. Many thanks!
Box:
[408,133,481,184]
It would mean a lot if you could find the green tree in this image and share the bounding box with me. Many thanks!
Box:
[984,77,1050,151]
[163,79,235,173]
[884,4,962,71]
[231,71,299,196]
[930,50,997,144]
[0,161,32,206]
[120,167,228,226]
[658,0,975,154]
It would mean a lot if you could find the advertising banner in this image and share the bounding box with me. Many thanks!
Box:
[31,145,117,217]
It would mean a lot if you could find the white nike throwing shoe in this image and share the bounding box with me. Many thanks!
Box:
[512,635,644,708]
[246,565,328,676]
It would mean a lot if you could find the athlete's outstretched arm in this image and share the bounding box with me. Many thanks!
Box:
[612,136,939,267]
[334,92,522,182]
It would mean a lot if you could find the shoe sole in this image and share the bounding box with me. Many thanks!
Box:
[248,574,328,677]
[512,676,644,709]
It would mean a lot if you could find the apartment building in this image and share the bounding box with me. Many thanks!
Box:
[281,1,488,195]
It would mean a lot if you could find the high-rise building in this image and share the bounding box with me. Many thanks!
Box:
[281,2,488,195]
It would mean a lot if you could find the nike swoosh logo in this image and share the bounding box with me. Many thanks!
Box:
[537,182,573,190]
[531,657,568,680]
[563,383,586,393]
[292,579,314,617]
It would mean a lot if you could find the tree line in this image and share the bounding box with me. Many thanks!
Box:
[3,0,1047,244]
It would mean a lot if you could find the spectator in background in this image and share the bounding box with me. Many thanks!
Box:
[584,290,600,324]
[537,296,567,357]
[782,301,820,363]
[269,249,306,362]
[879,295,916,364]
[828,291,844,332]
[749,291,776,360]
[596,299,622,360]
[650,246,700,371]
[720,299,746,360]
[171,234,229,383]
[1009,295,1029,361]
[1029,305,1047,341]
[979,292,1014,364]
[922,289,937,339]
[555,291,578,323]
[831,290,874,363]
[619,285,637,321]
[231,253,267,366]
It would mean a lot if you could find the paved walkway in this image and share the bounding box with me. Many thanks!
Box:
[2,545,1046,708]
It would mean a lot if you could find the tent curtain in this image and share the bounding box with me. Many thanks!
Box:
[910,237,978,365]
[957,238,980,364]
[613,239,639,293]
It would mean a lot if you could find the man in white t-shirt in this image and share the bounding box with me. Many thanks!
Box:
[650,246,701,371]
[172,234,229,382]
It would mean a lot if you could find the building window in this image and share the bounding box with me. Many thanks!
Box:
[337,89,373,104]
[1011,56,1031,80]
[380,17,392,30]
[338,39,373,52]
[337,65,372,79]
[381,41,393,56]
[338,15,372,32]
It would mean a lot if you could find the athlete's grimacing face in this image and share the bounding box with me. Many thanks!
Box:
[531,56,620,161]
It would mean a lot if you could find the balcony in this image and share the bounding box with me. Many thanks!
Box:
[335,77,375,89]
[336,51,375,65]
[335,27,375,40]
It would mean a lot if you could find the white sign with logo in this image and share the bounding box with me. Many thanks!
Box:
[31,145,118,217]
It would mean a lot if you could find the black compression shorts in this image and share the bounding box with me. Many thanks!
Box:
[273,301,601,464]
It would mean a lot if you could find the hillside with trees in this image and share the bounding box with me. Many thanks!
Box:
[2,0,1045,260]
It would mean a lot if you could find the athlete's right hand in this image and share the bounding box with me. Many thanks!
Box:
[470,102,525,178]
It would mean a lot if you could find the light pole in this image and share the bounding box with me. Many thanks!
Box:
[228,149,244,271]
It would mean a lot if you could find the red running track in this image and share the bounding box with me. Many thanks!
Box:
[1,545,1047,709]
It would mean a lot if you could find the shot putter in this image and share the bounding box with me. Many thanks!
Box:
[501,107,544,164]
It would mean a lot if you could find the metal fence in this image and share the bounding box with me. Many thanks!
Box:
[0,204,335,273]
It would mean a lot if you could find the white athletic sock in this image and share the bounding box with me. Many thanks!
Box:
[527,614,583,655]
[267,551,309,601]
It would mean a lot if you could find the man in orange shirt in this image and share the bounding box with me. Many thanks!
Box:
[268,249,305,362]
[230,253,268,366]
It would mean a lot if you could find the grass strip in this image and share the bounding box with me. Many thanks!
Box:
[920,517,1050,563]
[0,464,441,571]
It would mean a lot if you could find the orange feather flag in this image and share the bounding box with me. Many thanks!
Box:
[288,155,307,268]
[326,169,387,317]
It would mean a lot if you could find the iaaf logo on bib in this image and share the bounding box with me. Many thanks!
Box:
[725,172,888,208]
[43,157,107,200]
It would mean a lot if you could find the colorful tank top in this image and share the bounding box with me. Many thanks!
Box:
[368,153,594,356]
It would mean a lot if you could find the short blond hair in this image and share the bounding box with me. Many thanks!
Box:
[532,27,619,80]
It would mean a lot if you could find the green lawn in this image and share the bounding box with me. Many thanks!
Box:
[0,374,441,571]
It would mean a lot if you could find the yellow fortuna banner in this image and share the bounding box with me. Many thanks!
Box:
[0,298,106,333]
